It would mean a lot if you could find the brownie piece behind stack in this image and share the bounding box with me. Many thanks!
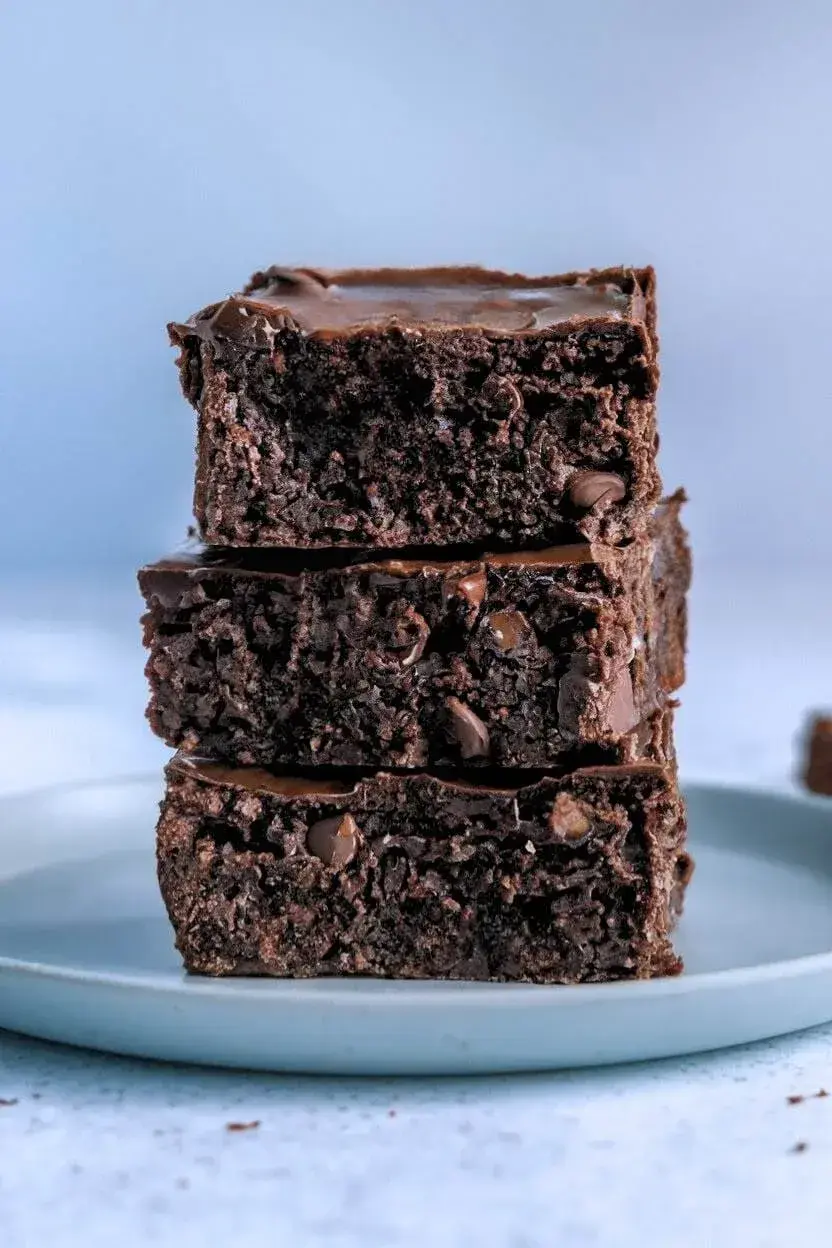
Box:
[139,493,689,770]
[158,754,691,983]
[803,715,832,795]
[169,265,659,550]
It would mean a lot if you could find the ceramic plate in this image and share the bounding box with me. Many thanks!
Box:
[1,777,831,1074]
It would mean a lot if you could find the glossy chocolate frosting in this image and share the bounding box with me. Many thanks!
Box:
[169,753,663,801]
[174,265,649,343]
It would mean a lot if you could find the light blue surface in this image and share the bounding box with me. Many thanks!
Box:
[2,1,832,574]
[2,777,831,1075]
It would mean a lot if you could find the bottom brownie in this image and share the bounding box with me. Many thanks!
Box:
[158,752,690,983]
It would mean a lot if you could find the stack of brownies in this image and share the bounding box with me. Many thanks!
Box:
[139,264,692,983]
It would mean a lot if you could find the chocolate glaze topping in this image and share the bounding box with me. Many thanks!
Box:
[170,753,665,801]
[175,265,647,343]
[140,539,608,587]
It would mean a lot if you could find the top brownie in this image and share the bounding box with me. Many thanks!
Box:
[170,265,660,549]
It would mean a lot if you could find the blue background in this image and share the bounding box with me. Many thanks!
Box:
[1,0,831,574]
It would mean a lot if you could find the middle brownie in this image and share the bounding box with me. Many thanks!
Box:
[140,494,688,770]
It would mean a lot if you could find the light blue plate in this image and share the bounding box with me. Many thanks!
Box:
[1,777,831,1074]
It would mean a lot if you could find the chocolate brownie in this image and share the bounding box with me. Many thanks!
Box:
[803,714,832,795]
[140,495,688,769]
[169,265,660,549]
[158,754,690,982]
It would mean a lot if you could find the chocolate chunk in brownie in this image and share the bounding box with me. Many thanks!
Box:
[803,714,832,795]
[168,265,660,549]
[139,495,688,769]
[157,754,689,982]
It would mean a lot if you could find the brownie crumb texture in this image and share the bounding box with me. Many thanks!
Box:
[169,266,660,550]
[138,497,689,771]
[156,758,688,984]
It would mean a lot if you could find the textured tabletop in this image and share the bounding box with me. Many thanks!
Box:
[1,568,831,1248]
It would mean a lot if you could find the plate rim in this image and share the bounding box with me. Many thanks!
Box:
[1,774,831,1005]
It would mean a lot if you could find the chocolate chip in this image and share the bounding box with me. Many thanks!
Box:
[205,297,289,344]
[306,813,360,867]
[547,794,591,842]
[443,569,486,618]
[485,609,534,652]
[605,665,638,736]
[392,607,430,668]
[445,697,491,759]
[568,471,626,510]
